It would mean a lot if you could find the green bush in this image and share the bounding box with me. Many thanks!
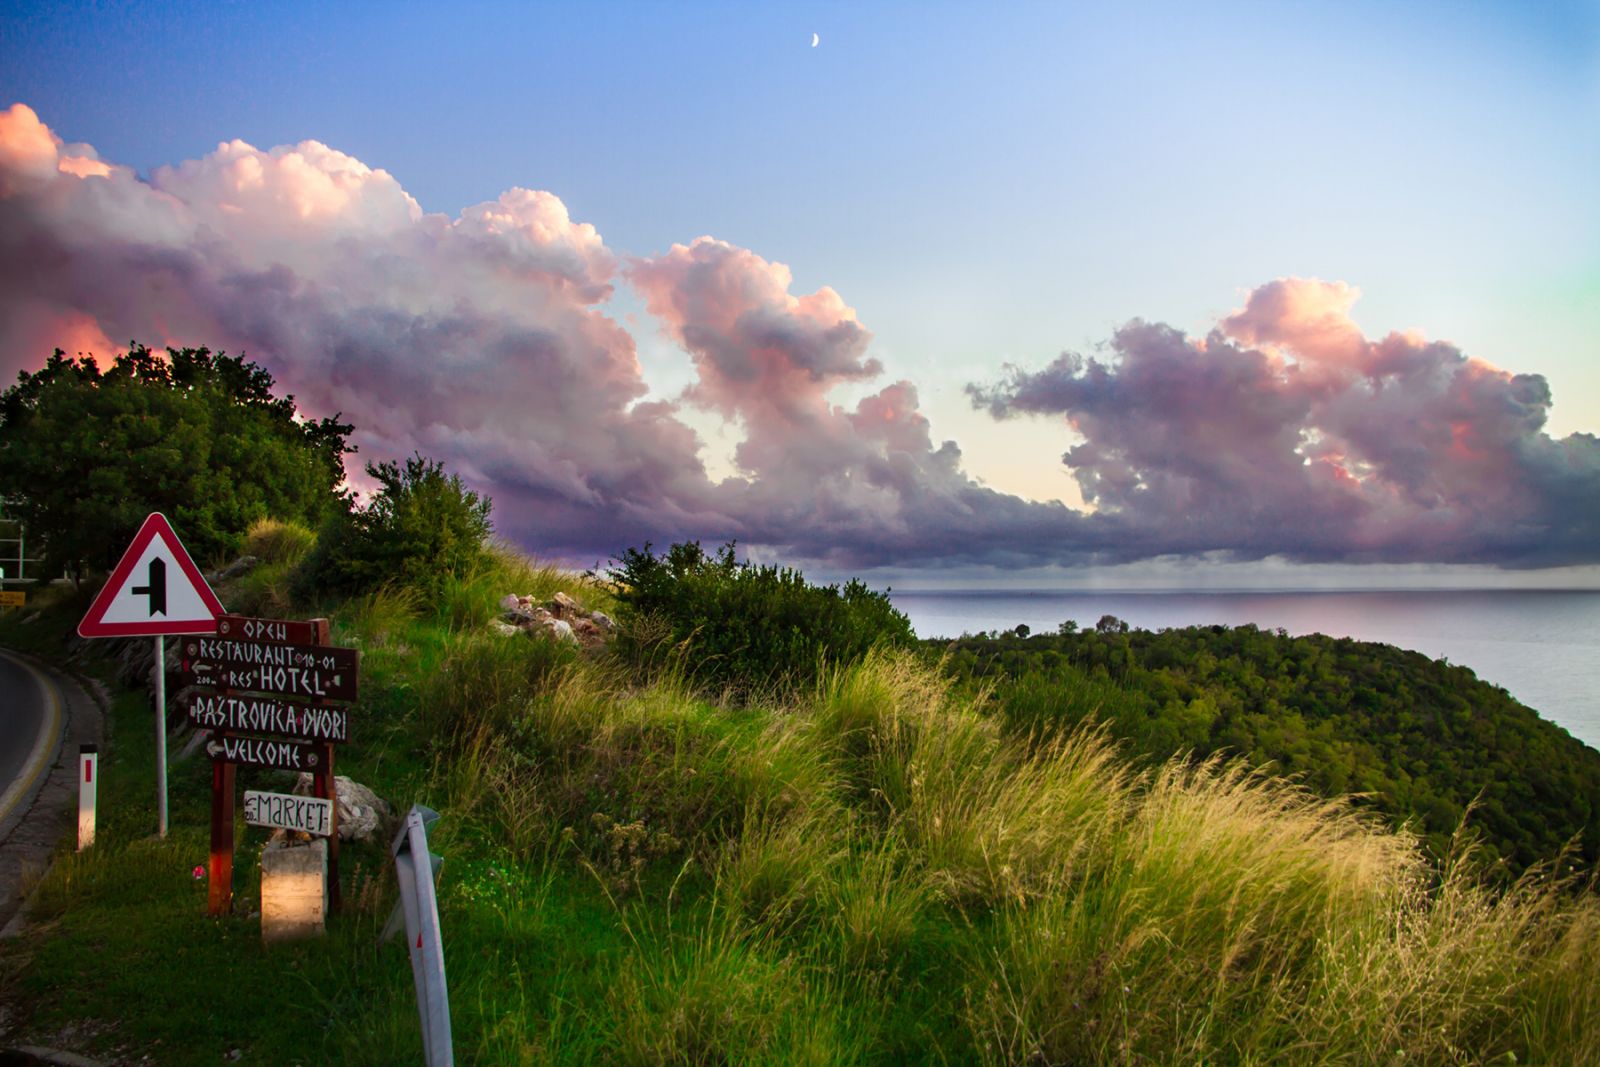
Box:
[608,541,913,696]
[294,454,492,602]
[241,517,316,566]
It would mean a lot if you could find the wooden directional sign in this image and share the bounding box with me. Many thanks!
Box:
[244,790,333,836]
[180,634,359,702]
[215,613,323,646]
[180,690,350,743]
[206,733,325,772]
[196,612,355,918]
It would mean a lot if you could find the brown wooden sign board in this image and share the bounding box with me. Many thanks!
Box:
[181,690,350,743]
[206,733,327,773]
[215,613,325,646]
[180,634,359,675]
[183,661,357,702]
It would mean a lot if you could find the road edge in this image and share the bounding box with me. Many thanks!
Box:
[0,653,65,831]
[0,650,106,938]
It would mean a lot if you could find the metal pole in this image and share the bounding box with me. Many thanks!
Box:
[155,634,168,837]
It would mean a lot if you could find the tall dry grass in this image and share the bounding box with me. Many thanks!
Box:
[418,638,1600,1063]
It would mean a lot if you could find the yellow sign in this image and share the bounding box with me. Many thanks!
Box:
[0,590,25,608]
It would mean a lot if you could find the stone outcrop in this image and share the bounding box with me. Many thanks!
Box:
[208,555,259,584]
[494,591,615,649]
[291,773,393,842]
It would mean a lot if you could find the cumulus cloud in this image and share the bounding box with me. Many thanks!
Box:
[0,101,724,556]
[627,237,1105,565]
[2,102,1592,570]
[971,278,1600,566]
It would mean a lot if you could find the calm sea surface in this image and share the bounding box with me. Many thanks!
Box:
[890,590,1600,750]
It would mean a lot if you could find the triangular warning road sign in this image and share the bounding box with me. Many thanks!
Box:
[78,513,225,638]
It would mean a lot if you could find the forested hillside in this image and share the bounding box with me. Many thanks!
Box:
[936,621,1600,873]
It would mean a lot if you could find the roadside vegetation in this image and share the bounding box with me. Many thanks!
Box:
[2,342,1597,1064]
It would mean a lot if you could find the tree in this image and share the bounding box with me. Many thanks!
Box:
[294,454,492,600]
[608,540,914,694]
[0,344,353,582]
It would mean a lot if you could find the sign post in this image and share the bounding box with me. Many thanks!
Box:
[77,513,224,838]
[155,635,166,835]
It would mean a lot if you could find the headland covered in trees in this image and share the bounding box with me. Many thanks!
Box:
[2,344,1598,1064]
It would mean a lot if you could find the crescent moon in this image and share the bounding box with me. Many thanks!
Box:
[811,32,820,47]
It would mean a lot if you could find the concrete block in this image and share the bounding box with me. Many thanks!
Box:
[261,837,327,942]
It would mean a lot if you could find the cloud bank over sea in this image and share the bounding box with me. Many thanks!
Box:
[3,103,1596,570]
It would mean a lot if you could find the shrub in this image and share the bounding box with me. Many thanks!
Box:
[294,454,492,602]
[609,541,913,696]
[242,517,316,565]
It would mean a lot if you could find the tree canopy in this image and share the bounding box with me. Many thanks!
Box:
[0,344,353,579]
[293,453,493,600]
[937,622,1600,876]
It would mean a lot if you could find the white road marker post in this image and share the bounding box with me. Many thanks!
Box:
[383,805,452,1067]
[78,744,98,850]
[154,633,167,838]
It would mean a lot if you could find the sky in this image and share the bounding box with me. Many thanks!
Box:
[1,0,1597,587]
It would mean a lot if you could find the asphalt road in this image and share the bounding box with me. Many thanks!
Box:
[0,649,63,827]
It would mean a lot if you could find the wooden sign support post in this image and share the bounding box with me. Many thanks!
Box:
[307,618,341,913]
[208,761,235,916]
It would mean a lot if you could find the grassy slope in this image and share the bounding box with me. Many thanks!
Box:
[2,552,1598,1065]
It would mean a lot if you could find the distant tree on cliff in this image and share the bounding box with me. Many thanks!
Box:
[0,344,353,583]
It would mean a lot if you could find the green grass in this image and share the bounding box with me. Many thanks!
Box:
[3,557,1598,1065]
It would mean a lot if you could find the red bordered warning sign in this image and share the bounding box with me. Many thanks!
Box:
[78,513,225,638]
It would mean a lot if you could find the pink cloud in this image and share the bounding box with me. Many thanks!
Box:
[2,104,1593,569]
[974,281,1599,565]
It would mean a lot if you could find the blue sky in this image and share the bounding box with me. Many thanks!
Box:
[2,1,1596,581]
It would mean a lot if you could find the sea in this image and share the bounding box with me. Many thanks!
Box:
[889,590,1600,751]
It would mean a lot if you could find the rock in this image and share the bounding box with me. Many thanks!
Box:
[496,590,615,649]
[292,774,394,842]
[489,619,520,636]
[209,555,260,583]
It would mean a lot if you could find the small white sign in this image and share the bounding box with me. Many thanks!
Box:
[244,790,333,836]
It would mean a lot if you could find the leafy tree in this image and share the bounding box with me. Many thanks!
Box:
[294,454,492,600]
[609,541,914,695]
[935,624,1600,876]
[0,344,353,582]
